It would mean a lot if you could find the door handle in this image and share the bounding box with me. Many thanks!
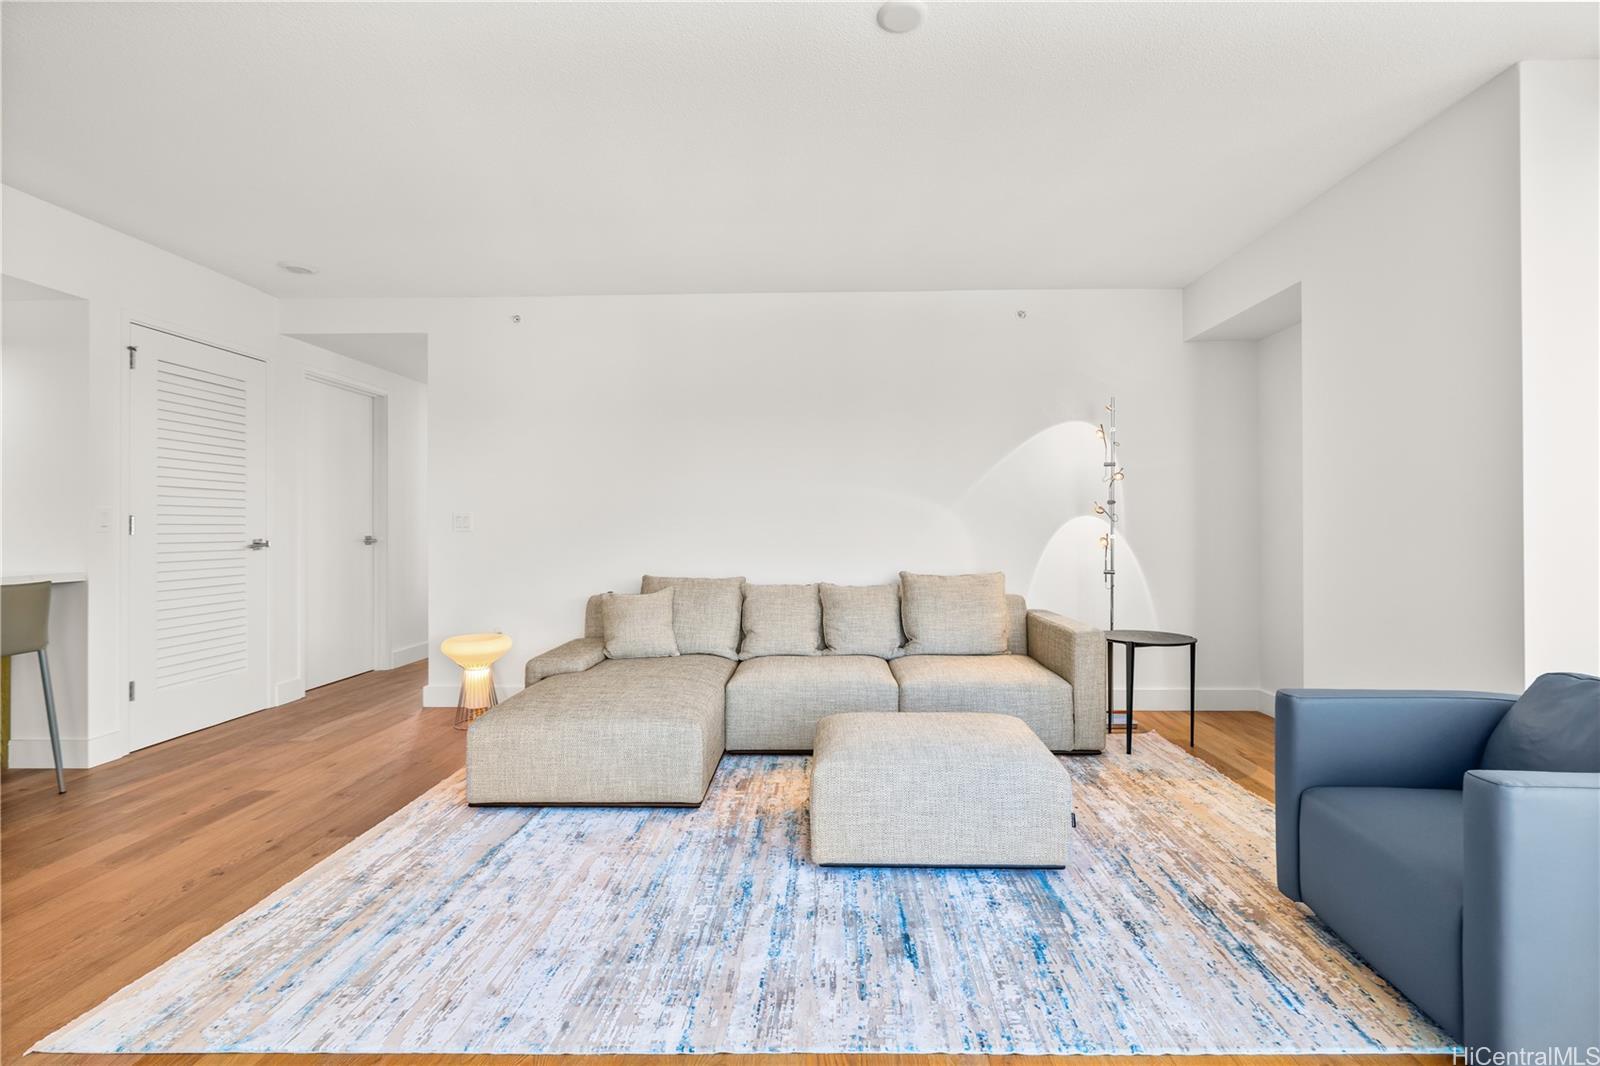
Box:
[247,538,271,550]
[363,535,379,546]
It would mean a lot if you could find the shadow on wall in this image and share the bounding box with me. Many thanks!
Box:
[956,420,1152,627]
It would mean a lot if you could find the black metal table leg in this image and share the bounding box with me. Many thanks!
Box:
[1125,642,1135,755]
[1106,630,1196,757]
[1105,638,1113,733]
[1189,642,1196,748]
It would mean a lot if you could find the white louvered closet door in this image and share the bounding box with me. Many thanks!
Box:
[128,325,270,750]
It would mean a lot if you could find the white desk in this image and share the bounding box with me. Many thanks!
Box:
[3,573,87,768]
[2,572,88,586]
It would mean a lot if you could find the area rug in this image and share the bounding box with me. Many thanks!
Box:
[37,733,1451,1055]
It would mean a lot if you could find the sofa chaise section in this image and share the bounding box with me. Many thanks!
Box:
[467,654,735,806]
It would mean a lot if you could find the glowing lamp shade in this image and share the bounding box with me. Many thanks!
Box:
[441,632,512,730]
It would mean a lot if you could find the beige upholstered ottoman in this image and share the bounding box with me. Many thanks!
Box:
[808,711,1073,868]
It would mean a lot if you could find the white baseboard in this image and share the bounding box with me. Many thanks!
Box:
[275,677,307,706]
[422,682,522,708]
[1107,686,1272,713]
[9,729,125,769]
[421,683,457,707]
[390,642,429,668]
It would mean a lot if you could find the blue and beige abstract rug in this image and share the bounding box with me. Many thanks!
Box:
[38,733,1450,1055]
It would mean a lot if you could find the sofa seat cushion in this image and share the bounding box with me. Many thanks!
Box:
[1300,787,1464,1039]
[889,654,1073,751]
[466,654,735,806]
[725,655,898,751]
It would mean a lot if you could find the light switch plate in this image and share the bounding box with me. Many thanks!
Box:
[452,512,474,532]
[93,506,114,532]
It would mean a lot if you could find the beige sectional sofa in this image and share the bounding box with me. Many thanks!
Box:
[466,573,1108,806]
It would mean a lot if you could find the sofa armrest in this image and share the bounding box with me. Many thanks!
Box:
[525,637,606,686]
[1026,610,1108,752]
[1275,689,1513,899]
[1463,769,1600,1053]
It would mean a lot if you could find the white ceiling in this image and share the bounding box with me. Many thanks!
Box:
[290,332,429,383]
[4,2,1595,298]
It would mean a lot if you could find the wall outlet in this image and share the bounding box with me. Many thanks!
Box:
[452,512,474,532]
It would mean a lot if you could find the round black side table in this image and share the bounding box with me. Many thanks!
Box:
[1105,630,1197,754]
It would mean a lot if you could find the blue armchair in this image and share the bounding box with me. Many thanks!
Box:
[1276,677,1600,1053]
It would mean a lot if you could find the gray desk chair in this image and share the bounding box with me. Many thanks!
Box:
[2,581,66,793]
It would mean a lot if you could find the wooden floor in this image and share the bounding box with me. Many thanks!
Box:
[1,668,1442,1066]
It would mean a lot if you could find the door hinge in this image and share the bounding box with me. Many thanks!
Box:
[128,681,136,701]
[127,345,138,370]
[128,514,136,535]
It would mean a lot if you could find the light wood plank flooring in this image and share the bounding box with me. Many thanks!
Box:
[2,667,1441,1066]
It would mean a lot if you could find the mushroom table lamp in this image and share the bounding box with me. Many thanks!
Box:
[441,632,513,731]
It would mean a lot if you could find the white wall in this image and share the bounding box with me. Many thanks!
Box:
[1518,61,1599,680]
[3,295,90,575]
[1193,343,1262,701]
[1185,68,1528,693]
[2,186,282,766]
[1,186,429,767]
[1257,323,1304,703]
[270,336,428,705]
[283,291,1263,710]
[2,291,94,765]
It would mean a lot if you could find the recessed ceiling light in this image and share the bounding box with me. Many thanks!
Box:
[877,1,925,34]
[277,261,319,276]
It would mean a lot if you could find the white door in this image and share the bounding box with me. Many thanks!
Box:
[128,325,270,749]
[302,377,376,689]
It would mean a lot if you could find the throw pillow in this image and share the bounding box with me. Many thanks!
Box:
[640,575,745,658]
[739,583,823,658]
[819,582,904,658]
[600,588,680,659]
[1480,671,1600,773]
[899,571,1009,655]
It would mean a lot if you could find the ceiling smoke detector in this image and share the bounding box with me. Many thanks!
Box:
[277,260,319,276]
[877,1,925,34]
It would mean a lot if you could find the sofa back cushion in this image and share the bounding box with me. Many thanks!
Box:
[640,575,745,659]
[1480,671,1600,772]
[1006,593,1028,655]
[899,571,1009,655]
[819,583,904,658]
[740,583,823,658]
[600,589,680,659]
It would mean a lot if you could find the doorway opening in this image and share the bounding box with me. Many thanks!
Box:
[302,373,387,690]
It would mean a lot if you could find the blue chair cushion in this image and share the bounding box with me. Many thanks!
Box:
[1299,786,1464,1039]
[1480,671,1600,773]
